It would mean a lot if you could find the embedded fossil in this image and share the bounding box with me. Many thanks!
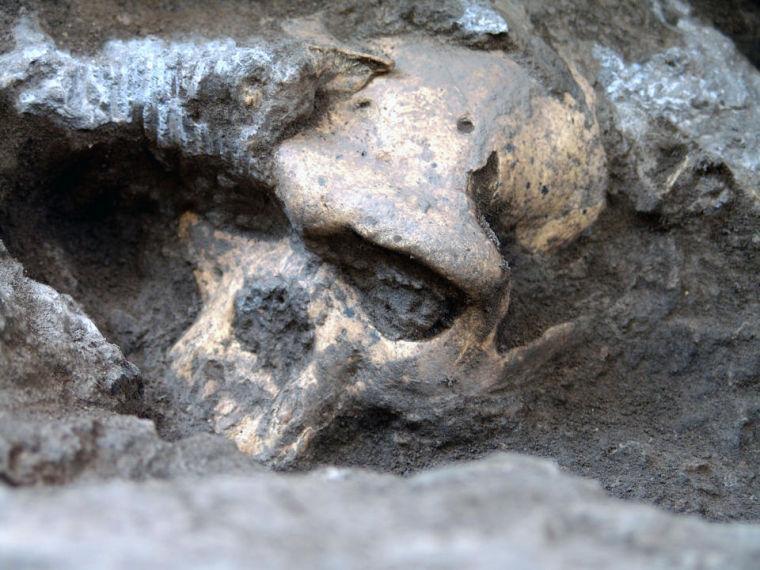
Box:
[0,15,606,465]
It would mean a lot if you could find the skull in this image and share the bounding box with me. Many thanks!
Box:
[0,15,606,465]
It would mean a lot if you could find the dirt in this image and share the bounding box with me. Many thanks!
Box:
[234,276,315,382]
[0,0,758,525]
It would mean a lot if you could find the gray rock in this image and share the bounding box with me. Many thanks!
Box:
[0,17,390,183]
[0,412,262,486]
[594,0,760,210]
[0,453,758,570]
[0,241,140,412]
[456,1,510,37]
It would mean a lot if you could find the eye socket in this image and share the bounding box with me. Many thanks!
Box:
[307,231,465,341]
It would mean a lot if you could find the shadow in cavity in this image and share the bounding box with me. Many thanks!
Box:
[307,230,465,342]
[0,135,201,427]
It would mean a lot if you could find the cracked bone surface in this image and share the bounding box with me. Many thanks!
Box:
[0,16,606,464]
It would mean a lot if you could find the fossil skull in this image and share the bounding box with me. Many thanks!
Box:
[0,15,606,465]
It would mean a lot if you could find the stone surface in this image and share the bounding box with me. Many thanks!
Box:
[1,454,759,570]
[0,16,391,184]
[0,412,261,486]
[0,240,140,412]
[594,0,760,209]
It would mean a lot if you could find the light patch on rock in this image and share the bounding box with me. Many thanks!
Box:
[457,1,509,36]
[594,2,760,184]
[0,17,386,183]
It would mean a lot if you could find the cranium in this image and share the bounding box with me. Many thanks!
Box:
[0,14,606,465]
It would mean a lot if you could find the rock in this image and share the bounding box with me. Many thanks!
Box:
[0,241,140,413]
[0,453,758,569]
[594,0,760,210]
[457,1,509,38]
[0,412,262,486]
[0,16,392,184]
[315,0,511,48]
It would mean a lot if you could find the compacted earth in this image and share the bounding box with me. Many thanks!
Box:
[0,1,758,568]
